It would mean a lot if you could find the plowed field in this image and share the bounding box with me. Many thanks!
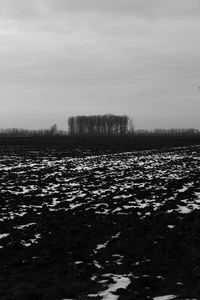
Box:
[1,145,200,299]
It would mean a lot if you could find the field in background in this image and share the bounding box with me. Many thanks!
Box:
[1,135,200,154]
[1,141,200,299]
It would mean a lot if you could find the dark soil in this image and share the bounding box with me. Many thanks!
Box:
[1,141,200,299]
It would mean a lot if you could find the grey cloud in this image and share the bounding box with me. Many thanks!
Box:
[1,0,200,19]
[0,0,200,129]
[50,0,200,18]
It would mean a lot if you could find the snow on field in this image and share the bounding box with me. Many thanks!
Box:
[1,147,200,242]
[153,296,177,300]
[1,146,200,298]
[88,273,131,300]
[0,233,9,239]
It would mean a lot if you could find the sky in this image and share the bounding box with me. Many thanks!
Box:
[0,0,200,130]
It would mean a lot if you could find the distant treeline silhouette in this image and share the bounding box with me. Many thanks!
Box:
[134,128,200,136]
[0,125,67,137]
[68,114,134,135]
[0,116,199,137]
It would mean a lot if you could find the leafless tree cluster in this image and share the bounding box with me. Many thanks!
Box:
[68,114,133,135]
[134,128,200,136]
[0,121,199,137]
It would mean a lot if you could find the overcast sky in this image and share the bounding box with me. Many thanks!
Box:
[0,0,200,130]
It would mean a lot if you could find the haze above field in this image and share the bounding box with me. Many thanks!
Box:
[0,0,200,130]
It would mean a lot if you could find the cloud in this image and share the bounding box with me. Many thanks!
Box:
[0,0,200,129]
[49,0,200,19]
[1,0,200,20]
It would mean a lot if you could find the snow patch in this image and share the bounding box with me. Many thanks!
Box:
[88,274,131,300]
[177,206,191,214]
[153,295,177,300]
[0,233,9,239]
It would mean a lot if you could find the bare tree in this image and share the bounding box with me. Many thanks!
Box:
[50,124,58,136]
[67,114,132,135]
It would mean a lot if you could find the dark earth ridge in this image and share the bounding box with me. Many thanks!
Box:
[0,135,200,155]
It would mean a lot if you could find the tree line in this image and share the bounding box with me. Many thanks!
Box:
[0,125,67,137]
[134,128,200,136]
[68,114,134,135]
[0,115,199,137]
